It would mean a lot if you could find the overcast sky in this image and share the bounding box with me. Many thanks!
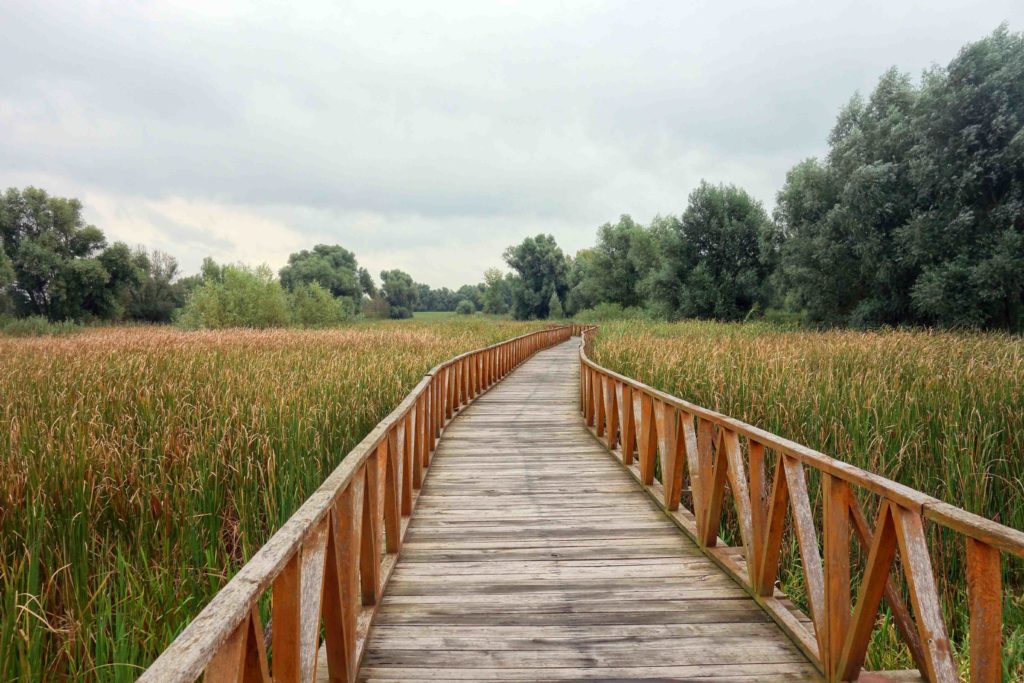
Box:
[2,1,1021,287]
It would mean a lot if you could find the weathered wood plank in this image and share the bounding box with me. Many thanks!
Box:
[354,340,815,681]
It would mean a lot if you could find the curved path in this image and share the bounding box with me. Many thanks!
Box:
[350,339,818,681]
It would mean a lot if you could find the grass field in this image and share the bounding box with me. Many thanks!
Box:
[589,320,1024,674]
[3,318,1022,679]
[0,320,544,681]
[411,310,459,320]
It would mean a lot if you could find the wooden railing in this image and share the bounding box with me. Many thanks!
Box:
[577,325,1023,683]
[138,326,573,683]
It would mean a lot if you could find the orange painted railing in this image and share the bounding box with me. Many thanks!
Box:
[578,325,1023,683]
[138,326,573,683]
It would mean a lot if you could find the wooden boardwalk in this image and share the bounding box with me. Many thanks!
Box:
[144,327,1020,683]
[356,339,819,681]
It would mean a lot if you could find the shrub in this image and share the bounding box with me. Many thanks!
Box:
[1,315,81,337]
[455,299,476,315]
[289,283,353,327]
[361,296,392,319]
[177,264,290,329]
[573,302,647,323]
[548,291,564,319]
[389,306,413,320]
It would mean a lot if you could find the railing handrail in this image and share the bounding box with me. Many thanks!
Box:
[577,324,1022,682]
[578,326,1024,554]
[140,325,574,683]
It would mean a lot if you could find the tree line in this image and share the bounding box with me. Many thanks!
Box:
[2,27,1020,331]
[499,27,1024,330]
[0,193,467,329]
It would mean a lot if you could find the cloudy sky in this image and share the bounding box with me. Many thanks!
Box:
[1,1,1021,287]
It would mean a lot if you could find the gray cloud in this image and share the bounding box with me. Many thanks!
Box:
[1,0,1021,286]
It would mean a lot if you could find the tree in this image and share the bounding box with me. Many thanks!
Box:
[279,245,361,300]
[592,216,657,308]
[358,267,377,298]
[362,296,391,319]
[776,27,1024,330]
[566,216,668,314]
[0,248,13,316]
[177,261,290,329]
[548,291,564,319]
[123,249,187,323]
[455,299,475,315]
[434,287,457,311]
[503,234,569,320]
[0,187,144,321]
[481,268,512,315]
[413,283,462,311]
[904,26,1024,329]
[456,283,484,311]
[651,183,778,320]
[564,249,602,315]
[289,282,353,327]
[379,269,418,318]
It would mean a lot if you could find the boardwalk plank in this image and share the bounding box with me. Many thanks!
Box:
[338,340,816,682]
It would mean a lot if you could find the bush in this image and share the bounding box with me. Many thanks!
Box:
[177,264,290,329]
[289,283,353,328]
[2,315,81,337]
[361,296,391,319]
[548,291,565,319]
[389,306,413,320]
[573,302,647,323]
[455,299,476,315]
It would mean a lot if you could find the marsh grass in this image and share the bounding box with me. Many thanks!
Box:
[591,320,1024,675]
[0,320,542,681]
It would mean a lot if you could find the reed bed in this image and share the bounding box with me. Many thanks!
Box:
[590,320,1024,674]
[0,320,542,681]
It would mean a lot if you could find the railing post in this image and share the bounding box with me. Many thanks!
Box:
[892,505,957,682]
[383,436,401,553]
[748,441,767,586]
[360,460,381,605]
[272,553,301,683]
[823,474,851,681]
[967,538,1002,683]
[618,383,634,465]
[412,396,424,488]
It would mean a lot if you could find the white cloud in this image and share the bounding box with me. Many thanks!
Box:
[1,0,1021,286]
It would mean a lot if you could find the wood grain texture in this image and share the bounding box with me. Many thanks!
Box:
[139,329,573,683]
[967,538,1002,683]
[349,340,813,682]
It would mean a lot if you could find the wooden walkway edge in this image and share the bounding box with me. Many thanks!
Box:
[352,339,820,681]
[143,325,1020,682]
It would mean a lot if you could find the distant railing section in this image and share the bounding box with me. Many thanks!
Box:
[139,325,573,683]
[578,325,1023,683]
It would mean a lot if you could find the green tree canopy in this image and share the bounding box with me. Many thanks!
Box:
[379,269,418,318]
[565,249,601,315]
[777,26,1024,329]
[289,281,354,327]
[0,247,15,315]
[651,182,778,320]
[177,261,290,329]
[358,267,377,298]
[279,244,361,300]
[548,290,564,319]
[481,268,512,315]
[456,284,484,310]
[0,187,142,321]
[503,234,569,320]
[121,249,188,323]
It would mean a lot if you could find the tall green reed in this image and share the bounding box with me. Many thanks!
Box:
[0,320,541,681]
[591,320,1024,674]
